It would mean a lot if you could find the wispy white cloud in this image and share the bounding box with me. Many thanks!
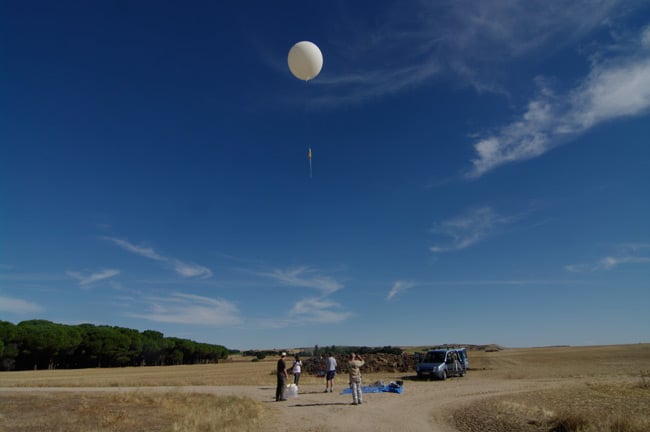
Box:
[67,269,120,286]
[440,0,622,57]
[289,297,352,324]
[466,24,650,177]
[170,259,213,279]
[386,280,415,301]
[309,2,649,173]
[568,57,650,131]
[418,279,582,286]
[0,295,44,314]
[430,206,518,253]
[309,0,629,105]
[256,266,343,295]
[566,256,650,272]
[618,243,650,251]
[103,236,212,279]
[563,264,591,273]
[103,237,166,261]
[128,293,241,326]
[313,60,442,105]
[253,265,351,326]
[565,244,650,272]
[599,256,650,270]
[435,0,632,95]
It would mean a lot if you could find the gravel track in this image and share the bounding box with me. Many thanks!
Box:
[0,375,568,432]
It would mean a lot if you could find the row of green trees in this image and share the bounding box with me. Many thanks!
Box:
[241,345,404,361]
[0,320,230,371]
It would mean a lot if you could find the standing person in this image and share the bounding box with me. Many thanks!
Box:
[292,355,303,386]
[276,352,288,402]
[450,351,460,375]
[348,353,365,405]
[324,352,337,392]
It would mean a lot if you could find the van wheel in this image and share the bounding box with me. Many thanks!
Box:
[440,370,447,381]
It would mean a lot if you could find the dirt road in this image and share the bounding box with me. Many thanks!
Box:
[1,376,566,432]
[4,345,649,431]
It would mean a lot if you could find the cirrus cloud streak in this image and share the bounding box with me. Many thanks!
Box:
[103,236,212,279]
[126,293,241,326]
[466,25,650,178]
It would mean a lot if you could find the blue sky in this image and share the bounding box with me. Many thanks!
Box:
[2,1,649,350]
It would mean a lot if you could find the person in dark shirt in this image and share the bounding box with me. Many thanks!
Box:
[276,352,288,401]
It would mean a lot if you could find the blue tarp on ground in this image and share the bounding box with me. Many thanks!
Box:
[341,383,403,394]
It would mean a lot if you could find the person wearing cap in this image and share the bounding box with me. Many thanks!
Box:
[276,352,288,401]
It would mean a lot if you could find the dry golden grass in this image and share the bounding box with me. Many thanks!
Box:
[453,383,650,432]
[0,357,283,432]
[1,344,649,431]
[0,357,289,388]
[452,344,650,432]
[0,356,375,389]
[0,391,273,432]
[465,344,650,379]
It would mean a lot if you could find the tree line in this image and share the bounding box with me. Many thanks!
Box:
[0,320,230,371]
[241,345,404,361]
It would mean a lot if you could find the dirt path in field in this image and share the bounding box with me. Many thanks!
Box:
[1,375,570,432]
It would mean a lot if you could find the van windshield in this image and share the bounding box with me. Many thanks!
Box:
[423,351,446,363]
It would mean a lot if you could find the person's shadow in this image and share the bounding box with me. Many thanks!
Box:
[300,390,336,395]
[289,402,350,407]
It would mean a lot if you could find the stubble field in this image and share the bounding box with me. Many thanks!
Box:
[1,344,649,432]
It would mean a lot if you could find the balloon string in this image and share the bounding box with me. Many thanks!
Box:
[305,79,312,179]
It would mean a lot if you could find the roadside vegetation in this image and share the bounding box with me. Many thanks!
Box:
[639,370,650,389]
[1,343,648,431]
[1,392,271,432]
[453,347,650,432]
[453,382,650,432]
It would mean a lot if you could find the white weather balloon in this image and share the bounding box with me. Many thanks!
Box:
[287,41,323,81]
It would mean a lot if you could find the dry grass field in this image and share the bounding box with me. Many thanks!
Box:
[1,344,649,431]
[452,345,650,432]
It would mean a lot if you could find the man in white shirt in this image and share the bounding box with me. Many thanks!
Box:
[292,355,303,385]
[324,353,337,392]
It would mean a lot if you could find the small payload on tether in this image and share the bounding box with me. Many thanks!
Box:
[287,41,323,178]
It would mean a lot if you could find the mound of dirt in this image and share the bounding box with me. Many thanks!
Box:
[301,345,503,374]
[303,353,416,374]
[427,344,504,352]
